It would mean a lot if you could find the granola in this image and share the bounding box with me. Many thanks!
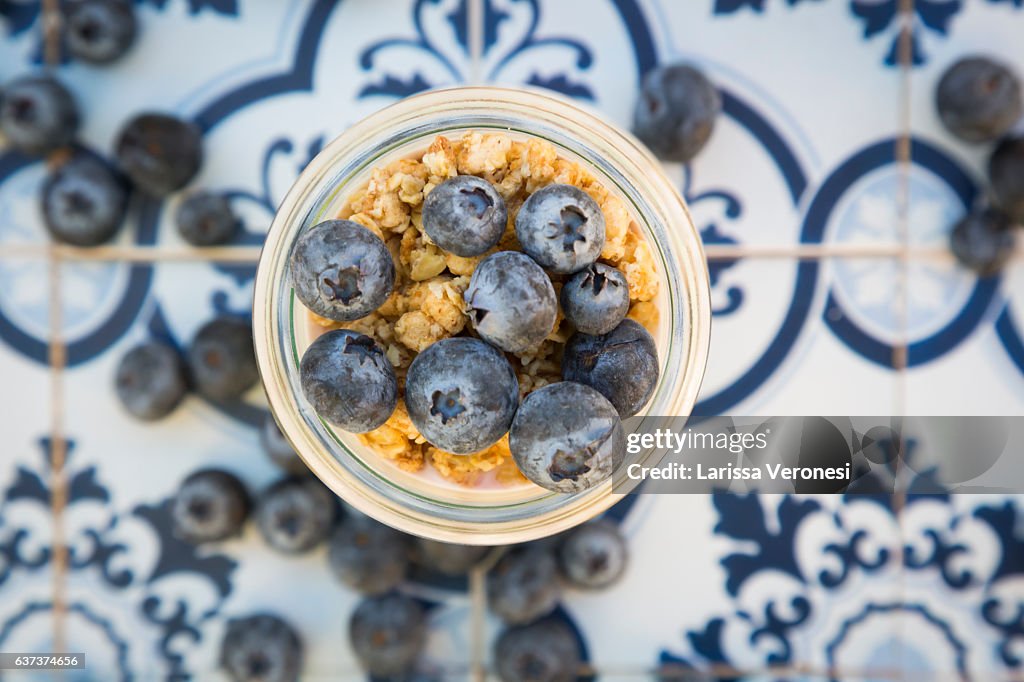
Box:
[309,131,660,486]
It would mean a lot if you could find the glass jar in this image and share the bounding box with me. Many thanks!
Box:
[253,86,710,544]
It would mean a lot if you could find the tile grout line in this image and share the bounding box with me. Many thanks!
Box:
[467,0,484,84]
[41,0,67,657]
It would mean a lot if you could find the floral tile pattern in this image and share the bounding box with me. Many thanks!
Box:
[0,0,1022,680]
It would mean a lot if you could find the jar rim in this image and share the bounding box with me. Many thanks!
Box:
[253,86,711,544]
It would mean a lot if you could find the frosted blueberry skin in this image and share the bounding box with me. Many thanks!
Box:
[557,519,628,589]
[64,0,138,65]
[348,594,426,678]
[255,477,337,555]
[465,251,558,353]
[114,113,202,196]
[289,219,395,322]
[422,175,507,256]
[494,618,581,682]
[515,184,605,274]
[560,263,630,335]
[171,469,250,544]
[42,153,128,246]
[187,315,259,401]
[936,56,1023,144]
[487,545,561,625]
[949,207,1015,277]
[405,337,519,454]
[114,341,187,420]
[509,382,625,494]
[989,136,1024,224]
[0,74,79,156]
[329,514,411,595]
[299,330,397,433]
[219,613,303,682]
[633,63,721,163]
[561,318,659,418]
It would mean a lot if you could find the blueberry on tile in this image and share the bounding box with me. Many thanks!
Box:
[414,537,489,576]
[348,594,426,678]
[256,477,336,555]
[187,315,259,401]
[172,469,250,544]
[464,251,558,353]
[633,63,721,163]
[562,318,659,418]
[936,56,1023,144]
[299,329,397,433]
[989,136,1024,224]
[42,152,128,246]
[0,74,79,156]
[515,184,605,274]
[220,613,303,682]
[176,191,238,246]
[949,207,1016,277]
[557,519,628,590]
[114,340,187,420]
[487,545,561,625]
[64,0,137,65]
[560,263,630,335]
[509,382,625,494]
[405,337,519,454]
[494,618,581,682]
[260,414,307,475]
[422,175,507,256]
[328,513,410,595]
[289,219,395,322]
[114,112,202,196]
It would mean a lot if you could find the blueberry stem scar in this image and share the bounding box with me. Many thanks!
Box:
[430,388,466,424]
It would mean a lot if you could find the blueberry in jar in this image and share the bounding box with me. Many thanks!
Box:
[404,337,519,454]
[422,175,507,256]
[289,219,395,322]
[464,251,557,353]
[515,184,605,274]
[560,263,630,335]
[299,329,398,433]
[509,382,625,494]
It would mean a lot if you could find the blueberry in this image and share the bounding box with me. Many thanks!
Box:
[42,152,128,246]
[299,329,397,432]
[176,191,238,246]
[114,112,202,196]
[560,263,629,335]
[509,382,625,494]
[949,207,1015,277]
[172,469,250,544]
[64,0,137,65]
[562,318,659,418]
[414,538,489,576]
[349,594,426,678]
[289,220,395,322]
[515,184,605,274]
[487,545,561,625]
[936,56,1023,144]
[494,618,581,682]
[557,520,628,590]
[256,477,336,555]
[0,74,79,156]
[188,315,259,401]
[989,136,1024,223]
[260,414,307,475]
[633,63,721,163]
[405,337,519,454]
[220,613,303,682]
[465,252,557,353]
[114,340,187,420]
[422,175,507,257]
[328,513,410,595]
